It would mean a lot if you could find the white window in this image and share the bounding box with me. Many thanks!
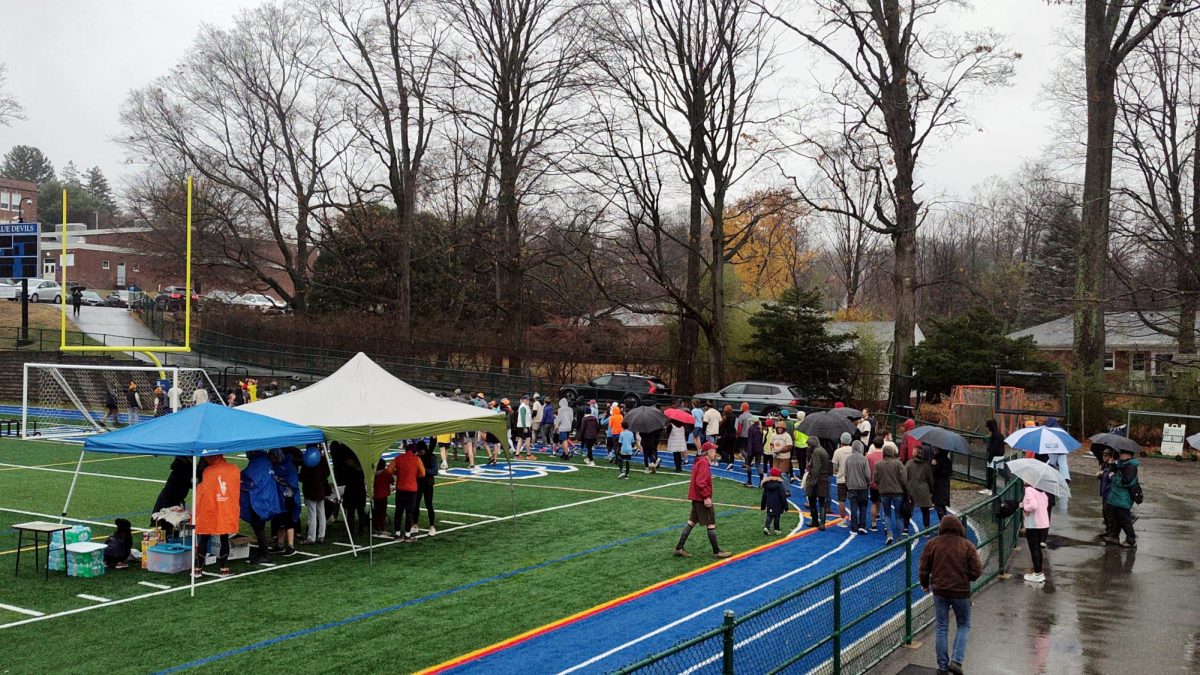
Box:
[102,260,110,270]
[0,192,9,210]
[1103,352,1116,371]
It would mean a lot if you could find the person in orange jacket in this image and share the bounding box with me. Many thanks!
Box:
[194,455,241,578]
[607,403,624,463]
[390,444,426,542]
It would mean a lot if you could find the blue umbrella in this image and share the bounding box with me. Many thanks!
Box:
[1004,425,1080,455]
[907,425,969,454]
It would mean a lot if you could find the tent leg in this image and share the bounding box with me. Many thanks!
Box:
[503,439,517,523]
[323,443,356,557]
[190,455,197,599]
[60,448,87,523]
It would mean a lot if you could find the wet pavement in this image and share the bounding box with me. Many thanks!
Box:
[875,452,1200,674]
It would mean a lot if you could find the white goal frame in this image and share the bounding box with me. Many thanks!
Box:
[22,362,223,440]
[1125,408,1200,452]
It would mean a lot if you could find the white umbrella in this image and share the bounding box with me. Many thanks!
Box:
[1187,432,1199,450]
[1004,425,1080,455]
[1005,458,1071,499]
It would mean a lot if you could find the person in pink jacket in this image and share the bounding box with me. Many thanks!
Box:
[1021,486,1050,583]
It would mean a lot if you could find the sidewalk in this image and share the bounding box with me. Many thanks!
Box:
[874,452,1200,674]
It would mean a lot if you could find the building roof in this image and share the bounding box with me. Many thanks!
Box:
[1007,312,1198,351]
[826,320,925,346]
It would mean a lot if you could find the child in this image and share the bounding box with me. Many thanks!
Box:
[607,404,624,464]
[103,518,134,569]
[760,468,790,535]
[617,426,636,479]
[1098,448,1116,534]
[579,406,600,467]
[1021,485,1050,584]
[372,458,393,537]
[436,432,453,470]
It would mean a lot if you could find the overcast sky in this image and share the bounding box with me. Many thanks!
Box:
[0,1,1071,200]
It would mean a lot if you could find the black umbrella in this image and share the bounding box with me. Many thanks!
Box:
[1088,432,1141,465]
[623,405,668,434]
[907,426,968,454]
[828,407,863,420]
[796,411,857,441]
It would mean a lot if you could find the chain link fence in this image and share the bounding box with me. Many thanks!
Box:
[613,479,1023,675]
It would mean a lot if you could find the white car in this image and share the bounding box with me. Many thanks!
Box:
[26,280,63,303]
[235,293,285,312]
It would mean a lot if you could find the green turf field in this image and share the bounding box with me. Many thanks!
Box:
[0,439,794,673]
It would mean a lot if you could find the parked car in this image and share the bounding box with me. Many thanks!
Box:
[0,279,18,301]
[234,293,286,313]
[104,290,143,308]
[204,290,239,304]
[80,290,104,306]
[26,280,62,304]
[558,372,671,407]
[694,381,803,416]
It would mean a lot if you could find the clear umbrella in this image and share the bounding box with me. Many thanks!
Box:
[1005,458,1071,499]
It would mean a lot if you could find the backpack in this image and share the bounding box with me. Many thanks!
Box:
[1129,481,1144,505]
[992,499,1019,519]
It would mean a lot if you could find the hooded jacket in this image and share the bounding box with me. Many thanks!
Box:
[196,456,241,535]
[240,453,283,522]
[985,419,1005,460]
[904,451,934,508]
[844,441,871,490]
[918,515,982,599]
[1105,457,1140,510]
[804,439,831,498]
[579,412,600,441]
[873,446,907,495]
[901,419,920,463]
[760,476,790,515]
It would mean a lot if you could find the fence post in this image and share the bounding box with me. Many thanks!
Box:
[904,540,913,644]
[998,512,1007,573]
[721,609,735,675]
[833,574,842,674]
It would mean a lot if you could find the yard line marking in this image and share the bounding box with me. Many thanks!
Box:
[138,581,171,590]
[0,480,688,632]
[436,509,500,520]
[0,454,153,472]
[0,462,163,483]
[0,507,146,532]
[439,520,465,526]
[76,594,110,603]
[0,602,43,617]
[201,572,223,578]
[555,535,856,674]
[290,550,319,558]
[331,542,355,548]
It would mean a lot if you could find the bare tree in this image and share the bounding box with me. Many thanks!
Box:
[586,0,777,389]
[0,64,23,126]
[808,142,883,311]
[310,0,440,332]
[120,3,347,312]
[763,0,1015,409]
[1069,0,1200,428]
[438,0,586,366]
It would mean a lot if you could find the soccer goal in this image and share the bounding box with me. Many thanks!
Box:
[1125,409,1200,456]
[22,363,223,439]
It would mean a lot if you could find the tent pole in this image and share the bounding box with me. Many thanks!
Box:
[60,448,87,523]
[503,430,517,523]
[190,455,197,598]
[324,442,356,557]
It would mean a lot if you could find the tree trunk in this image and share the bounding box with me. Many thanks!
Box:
[394,166,414,337]
[890,217,917,412]
[497,143,525,372]
[1073,60,1117,433]
[709,194,727,390]
[677,109,707,394]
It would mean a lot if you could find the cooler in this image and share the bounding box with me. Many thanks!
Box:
[146,543,192,574]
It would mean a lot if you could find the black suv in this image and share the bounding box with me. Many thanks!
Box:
[558,372,671,407]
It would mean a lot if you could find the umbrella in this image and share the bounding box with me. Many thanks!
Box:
[827,407,863,420]
[1088,432,1142,459]
[623,405,668,434]
[1005,458,1072,499]
[796,411,857,441]
[665,407,694,425]
[1187,432,1200,450]
[907,425,968,454]
[1004,425,1080,455]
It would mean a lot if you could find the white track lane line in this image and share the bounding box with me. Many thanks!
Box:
[0,479,688,631]
[76,594,110,603]
[557,535,856,674]
[0,602,43,617]
[0,462,163,483]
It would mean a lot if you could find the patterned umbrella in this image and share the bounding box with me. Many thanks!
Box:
[1004,425,1080,455]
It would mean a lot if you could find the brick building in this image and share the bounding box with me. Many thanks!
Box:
[0,177,38,223]
[41,223,304,299]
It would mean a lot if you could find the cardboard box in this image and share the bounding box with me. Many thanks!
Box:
[140,528,166,570]
[205,534,251,563]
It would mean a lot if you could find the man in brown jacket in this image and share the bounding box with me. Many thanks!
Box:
[919,514,982,675]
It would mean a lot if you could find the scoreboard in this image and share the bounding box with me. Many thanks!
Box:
[0,223,39,279]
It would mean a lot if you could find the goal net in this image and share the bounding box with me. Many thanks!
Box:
[22,363,223,439]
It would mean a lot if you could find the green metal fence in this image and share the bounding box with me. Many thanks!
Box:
[614,479,1023,674]
[875,412,992,487]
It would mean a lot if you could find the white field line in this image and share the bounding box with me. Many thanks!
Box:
[0,602,43,617]
[428,509,499,520]
[557,535,857,675]
[439,520,466,526]
[679,549,907,674]
[0,479,688,631]
[290,550,319,558]
[138,581,170,590]
[75,594,110,603]
[0,507,145,532]
[0,462,162,484]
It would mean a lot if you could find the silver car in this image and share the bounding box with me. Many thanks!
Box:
[695,381,803,416]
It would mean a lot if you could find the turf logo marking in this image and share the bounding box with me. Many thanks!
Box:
[443,462,578,480]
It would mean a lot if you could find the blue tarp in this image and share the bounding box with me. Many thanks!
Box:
[83,403,325,456]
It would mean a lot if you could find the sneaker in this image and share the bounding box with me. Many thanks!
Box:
[297,538,314,545]
[673,548,691,558]
[743,482,753,488]
[838,522,849,529]
[269,545,283,554]
[114,562,129,570]
[1040,541,1048,548]
[763,527,771,536]
[774,529,781,535]
[948,662,964,675]
[857,528,867,535]
[394,531,404,538]
[869,526,877,533]
[283,547,297,557]
[585,459,595,466]
[901,530,909,537]
[1023,572,1045,583]
[192,568,204,579]
[886,538,893,545]
[428,526,437,537]
[219,567,233,577]
[713,550,732,559]
[402,536,415,543]
[1102,536,1119,545]
[1120,540,1137,548]
[250,554,271,564]
[644,467,651,474]
[618,473,628,480]
[440,461,448,470]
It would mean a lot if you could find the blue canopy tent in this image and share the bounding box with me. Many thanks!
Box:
[62,404,349,596]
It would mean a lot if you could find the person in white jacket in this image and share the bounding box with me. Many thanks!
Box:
[555,402,574,458]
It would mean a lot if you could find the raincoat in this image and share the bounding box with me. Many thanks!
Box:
[196,456,241,535]
[240,453,283,522]
[804,440,831,498]
[904,452,934,509]
[1105,458,1140,510]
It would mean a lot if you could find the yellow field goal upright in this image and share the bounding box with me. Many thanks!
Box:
[58,176,195,367]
